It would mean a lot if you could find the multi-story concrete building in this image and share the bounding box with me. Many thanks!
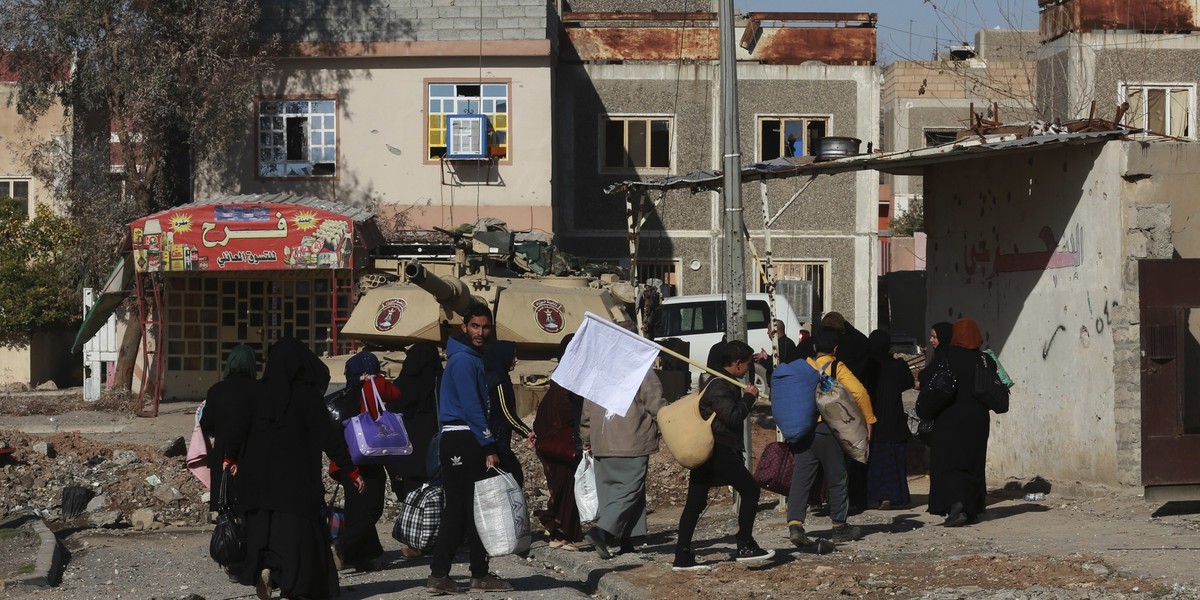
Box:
[554,4,881,328]
[197,0,556,233]
[1037,0,1200,137]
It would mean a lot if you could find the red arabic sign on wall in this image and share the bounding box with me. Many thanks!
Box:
[130,204,355,272]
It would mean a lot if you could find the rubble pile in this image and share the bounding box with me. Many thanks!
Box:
[0,431,210,530]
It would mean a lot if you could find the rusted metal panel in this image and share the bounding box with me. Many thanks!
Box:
[1041,0,1198,43]
[564,27,720,61]
[752,27,876,65]
[744,12,876,24]
[564,26,875,65]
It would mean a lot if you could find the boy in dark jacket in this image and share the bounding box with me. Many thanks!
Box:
[673,340,776,571]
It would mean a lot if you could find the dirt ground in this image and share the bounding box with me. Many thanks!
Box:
[3,392,1200,599]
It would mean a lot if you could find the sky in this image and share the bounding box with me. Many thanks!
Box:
[737,0,1040,63]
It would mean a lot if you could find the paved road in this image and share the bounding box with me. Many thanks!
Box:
[6,526,591,600]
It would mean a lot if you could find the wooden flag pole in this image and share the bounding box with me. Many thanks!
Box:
[652,343,744,388]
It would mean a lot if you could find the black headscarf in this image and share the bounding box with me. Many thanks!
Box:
[930,321,954,363]
[260,337,330,426]
[485,341,517,388]
[918,321,955,388]
[863,329,892,393]
[395,341,442,415]
[868,329,892,360]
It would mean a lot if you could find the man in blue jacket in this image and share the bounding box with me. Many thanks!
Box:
[427,304,514,595]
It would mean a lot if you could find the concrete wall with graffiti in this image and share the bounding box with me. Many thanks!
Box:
[924,141,1134,486]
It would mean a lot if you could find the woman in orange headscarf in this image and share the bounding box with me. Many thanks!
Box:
[915,318,1007,527]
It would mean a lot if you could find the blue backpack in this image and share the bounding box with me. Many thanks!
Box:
[769,360,821,443]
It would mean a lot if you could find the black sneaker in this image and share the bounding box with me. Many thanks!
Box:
[830,523,862,542]
[788,524,813,548]
[734,542,776,564]
[672,552,711,572]
[585,526,611,560]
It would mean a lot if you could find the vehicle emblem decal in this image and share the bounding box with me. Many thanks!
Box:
[532,298,565,334]
[375,298,407,332]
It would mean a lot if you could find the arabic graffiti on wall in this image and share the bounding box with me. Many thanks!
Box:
[996,224,1083,273]
[129,204,355,272]
[959,223,1083,284]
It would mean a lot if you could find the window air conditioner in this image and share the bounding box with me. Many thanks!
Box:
[446,114,489,159]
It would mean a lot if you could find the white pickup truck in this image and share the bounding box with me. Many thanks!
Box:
[650,293,803,390]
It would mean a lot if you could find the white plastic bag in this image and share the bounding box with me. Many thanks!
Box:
[574,451,598,522]
[472,467,531,556]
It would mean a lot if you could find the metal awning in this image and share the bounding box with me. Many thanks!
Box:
[603,130,1136,195]
[72,256,133,354]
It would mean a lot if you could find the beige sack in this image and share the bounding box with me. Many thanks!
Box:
[816,362,869,464]
[657,386,716,469]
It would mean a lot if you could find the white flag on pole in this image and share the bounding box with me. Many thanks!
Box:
[550,311,662,417]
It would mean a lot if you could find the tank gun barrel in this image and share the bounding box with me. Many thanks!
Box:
[404,259,481,316]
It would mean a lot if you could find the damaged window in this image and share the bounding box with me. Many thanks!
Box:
[769,260,828,318]
[924,129,958,146]
[602,117,672,171]
[1123,84,1193,138]
[759,117,828,160]
[258,99,337,178]
[428,82,509,160]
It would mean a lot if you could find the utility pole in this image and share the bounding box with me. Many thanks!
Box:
[718,0,750,506]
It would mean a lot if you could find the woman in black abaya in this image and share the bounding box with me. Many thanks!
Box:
[917,321,954,390]
[917,318,1007,527]
[234,338,363,600]
[388,341,443,499]
[863,330,915,508]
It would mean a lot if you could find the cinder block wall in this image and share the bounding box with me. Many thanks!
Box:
[258,0,550,42]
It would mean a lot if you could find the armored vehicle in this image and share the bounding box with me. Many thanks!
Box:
[331,223,639,409]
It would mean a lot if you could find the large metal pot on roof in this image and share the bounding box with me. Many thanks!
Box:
[814,136,862,161]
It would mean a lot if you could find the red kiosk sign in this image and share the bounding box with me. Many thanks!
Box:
[130,204,355,272]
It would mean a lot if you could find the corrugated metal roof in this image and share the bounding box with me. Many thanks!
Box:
[156,193,376,222]
[604,130,1138,195]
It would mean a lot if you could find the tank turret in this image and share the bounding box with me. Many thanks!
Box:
[403,259,482,316]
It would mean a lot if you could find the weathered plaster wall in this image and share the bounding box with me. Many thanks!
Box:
[0,82,68,218]
[196,55,554,232]
[1125,142,1200,260]
[924,142,1132,486]
[0,343,31,386]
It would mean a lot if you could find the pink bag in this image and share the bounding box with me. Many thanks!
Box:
[186,402,212,489]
